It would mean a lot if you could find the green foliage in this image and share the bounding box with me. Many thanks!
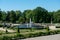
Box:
[46,27,50,31]
[19,30,60,39]
[9,10,16,23]
[2,36,12,40]
[53,10,60,23]
[0,30,60,39]
[18,17,25,23]
[0,32,3,35]
[17,27,20,33]
[0,25,3,27]
[0,9,2,21]
[6,11,10,22]
[6,29,8,34]
[0,7,60,23]
[2,11,7,21]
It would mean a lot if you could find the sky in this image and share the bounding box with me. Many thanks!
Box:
[0,0,60,12]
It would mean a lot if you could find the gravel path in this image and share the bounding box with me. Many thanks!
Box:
[0,28,15,32]
[22,34,60,40]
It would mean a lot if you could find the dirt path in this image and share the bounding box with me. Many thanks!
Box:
[22,34,60,40]
[0,27,15,32]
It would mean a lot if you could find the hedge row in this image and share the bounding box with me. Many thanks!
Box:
[19,30,60,39]
[0,30,60,40]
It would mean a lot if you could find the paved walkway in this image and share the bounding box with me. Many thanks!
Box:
[22,34,60,40]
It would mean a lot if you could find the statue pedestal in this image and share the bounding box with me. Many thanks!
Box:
[49,25,56,30]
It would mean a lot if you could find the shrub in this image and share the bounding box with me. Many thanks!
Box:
[16,33,26,39]
[46,27,50,31]
[42,32,49,36]
[30,28,34,32]
[0,32,3,35]
[2,36,12,40]
[17,27,20,33]
[49,31,55,35]
[0,29,60,40]
[6,29,8,34]
[56,30,60,34]
[15,30,60,39]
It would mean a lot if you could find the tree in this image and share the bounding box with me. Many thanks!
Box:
[18,17,25,23]
[53,10,60,23]
[2,11,7,22]
[6,11,11,22]
[15,10,22,22]
[22,10,28,23]
[0,9,2,21]
[24,10,32,23]
[22,7,49,23]
[31,7,48,23]
[0,7,60,23]
[9,10,16,23]
[48,12,54,23]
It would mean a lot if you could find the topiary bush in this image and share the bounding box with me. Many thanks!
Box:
[46,27,50,31]
[17,27,20,33]
[5,29,8,34]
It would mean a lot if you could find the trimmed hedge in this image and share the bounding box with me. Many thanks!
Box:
[19,30,60,39]
[0,30,60,40]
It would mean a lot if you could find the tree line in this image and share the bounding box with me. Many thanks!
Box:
[0,7,60,23]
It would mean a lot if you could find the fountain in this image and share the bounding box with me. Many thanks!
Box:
[27,23,28,28]
[26,18,32,28]
[29,18,32,27]
[15,18,44,28]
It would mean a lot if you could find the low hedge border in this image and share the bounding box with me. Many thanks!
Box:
[0,30,60,40]
[19,30,60,39]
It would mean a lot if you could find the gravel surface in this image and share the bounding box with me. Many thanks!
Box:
[0,27,15,32]
[21,34,60,40]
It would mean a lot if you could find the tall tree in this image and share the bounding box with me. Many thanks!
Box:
[24,10,32,22]
[0,9,2,21]
[22,10,28,23]
[6,11,10,22]
[15,10,22,23]
[53,10,60,23]
[32,7,48,23]
[2,11,7,21]
[10,10,16,23]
